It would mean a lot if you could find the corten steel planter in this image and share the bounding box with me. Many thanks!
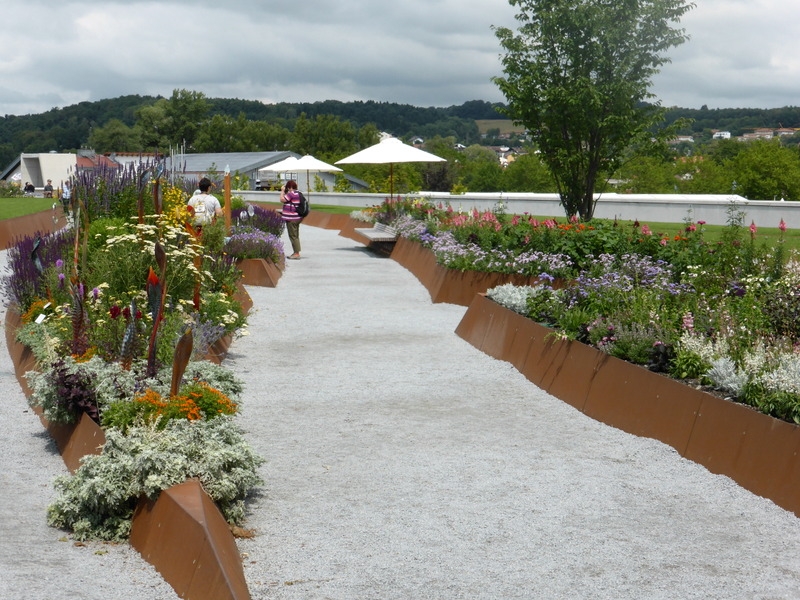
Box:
[456,293,800,517]
[130,479,251,600]
[0,208,63,249]
[338,217,372,243]
[391,238,545,307]
[300,211,350,230]
[236,258,282,287]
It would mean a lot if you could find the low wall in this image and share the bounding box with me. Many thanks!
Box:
[237,189,800,228]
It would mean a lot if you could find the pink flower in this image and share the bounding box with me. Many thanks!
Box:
[779,218,787,232]
[686,224,696,232]
[750,221,757,236]
[641,224,652,236]
[659,238,667,246]
[570,215,579,224]
[697,220,706,226]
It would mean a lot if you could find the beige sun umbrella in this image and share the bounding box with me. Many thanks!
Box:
[336,137,446,198]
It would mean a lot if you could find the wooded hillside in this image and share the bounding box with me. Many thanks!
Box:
[1,93,799,170]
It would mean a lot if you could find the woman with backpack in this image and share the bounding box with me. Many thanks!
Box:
[280,179,303,260]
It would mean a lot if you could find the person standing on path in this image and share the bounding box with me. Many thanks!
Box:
[60,180,71,218]
[187,177,222,231]
[280,179,302,259]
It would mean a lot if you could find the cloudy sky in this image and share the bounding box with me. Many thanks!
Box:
[1,0,798,117]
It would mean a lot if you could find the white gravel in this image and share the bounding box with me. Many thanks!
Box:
[4,224,800,599]
[229,225,800,599]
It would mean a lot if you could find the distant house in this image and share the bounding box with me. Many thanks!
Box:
[668,135,695,145]
[76,149,121,173]
[739,128,775,141]
[712,131,731,140]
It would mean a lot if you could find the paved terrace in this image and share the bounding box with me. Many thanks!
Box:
[3,223,800,598]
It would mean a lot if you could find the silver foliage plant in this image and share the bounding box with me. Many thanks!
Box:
[486,283,539,315]
[705,358,748,396]
[47,417,264,542]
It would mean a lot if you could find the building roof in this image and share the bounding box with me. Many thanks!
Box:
[166,151,296,175]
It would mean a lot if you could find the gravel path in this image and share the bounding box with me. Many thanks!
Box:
[229,225,800,599]
[4,224,800,599]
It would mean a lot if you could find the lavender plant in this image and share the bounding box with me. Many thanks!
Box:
[224,226,284,262]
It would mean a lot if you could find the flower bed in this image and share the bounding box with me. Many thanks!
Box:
[1,172,271,599]
[4,272,253,600]
[391,236,550,306]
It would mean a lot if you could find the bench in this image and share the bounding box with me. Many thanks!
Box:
[354,222,398,243]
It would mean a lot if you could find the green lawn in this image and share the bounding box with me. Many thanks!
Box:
[0,197,58,219]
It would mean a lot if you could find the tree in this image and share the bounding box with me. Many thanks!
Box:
[163,89,209,150]
[135,100,170,151]
[88,118,142,152]
[502,152,557,192]
[493,0,694,220]
[730,139,800,201]
[291,113,359,160]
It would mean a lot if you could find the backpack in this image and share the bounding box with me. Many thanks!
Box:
[191,195,214,225]
[296,191,310,218]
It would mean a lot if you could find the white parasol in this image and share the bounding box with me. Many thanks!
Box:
[259,155,341,196]
[336,137,446,197]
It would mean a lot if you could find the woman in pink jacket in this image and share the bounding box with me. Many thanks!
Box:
[280,179,302,259]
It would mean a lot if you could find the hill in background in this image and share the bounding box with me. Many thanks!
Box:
[2,94,800,170]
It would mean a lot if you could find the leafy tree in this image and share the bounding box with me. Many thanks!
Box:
[501,152,557,192]
[493,0,694,220]
[164,89,210,149]
[291,113,359,160]
[706,137,746,165]
[615,155,678,193]
[88,119,142,153]
[730,139,800,200]
[135,100,170,151]
[676,156,732,194]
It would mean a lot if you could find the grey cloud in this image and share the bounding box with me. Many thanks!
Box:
[2,0,800,116]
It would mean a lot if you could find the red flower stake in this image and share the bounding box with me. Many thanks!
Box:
[145,243,168,378]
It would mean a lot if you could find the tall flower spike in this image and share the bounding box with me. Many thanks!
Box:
[146,266,161,321]
[120,298,137,370]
